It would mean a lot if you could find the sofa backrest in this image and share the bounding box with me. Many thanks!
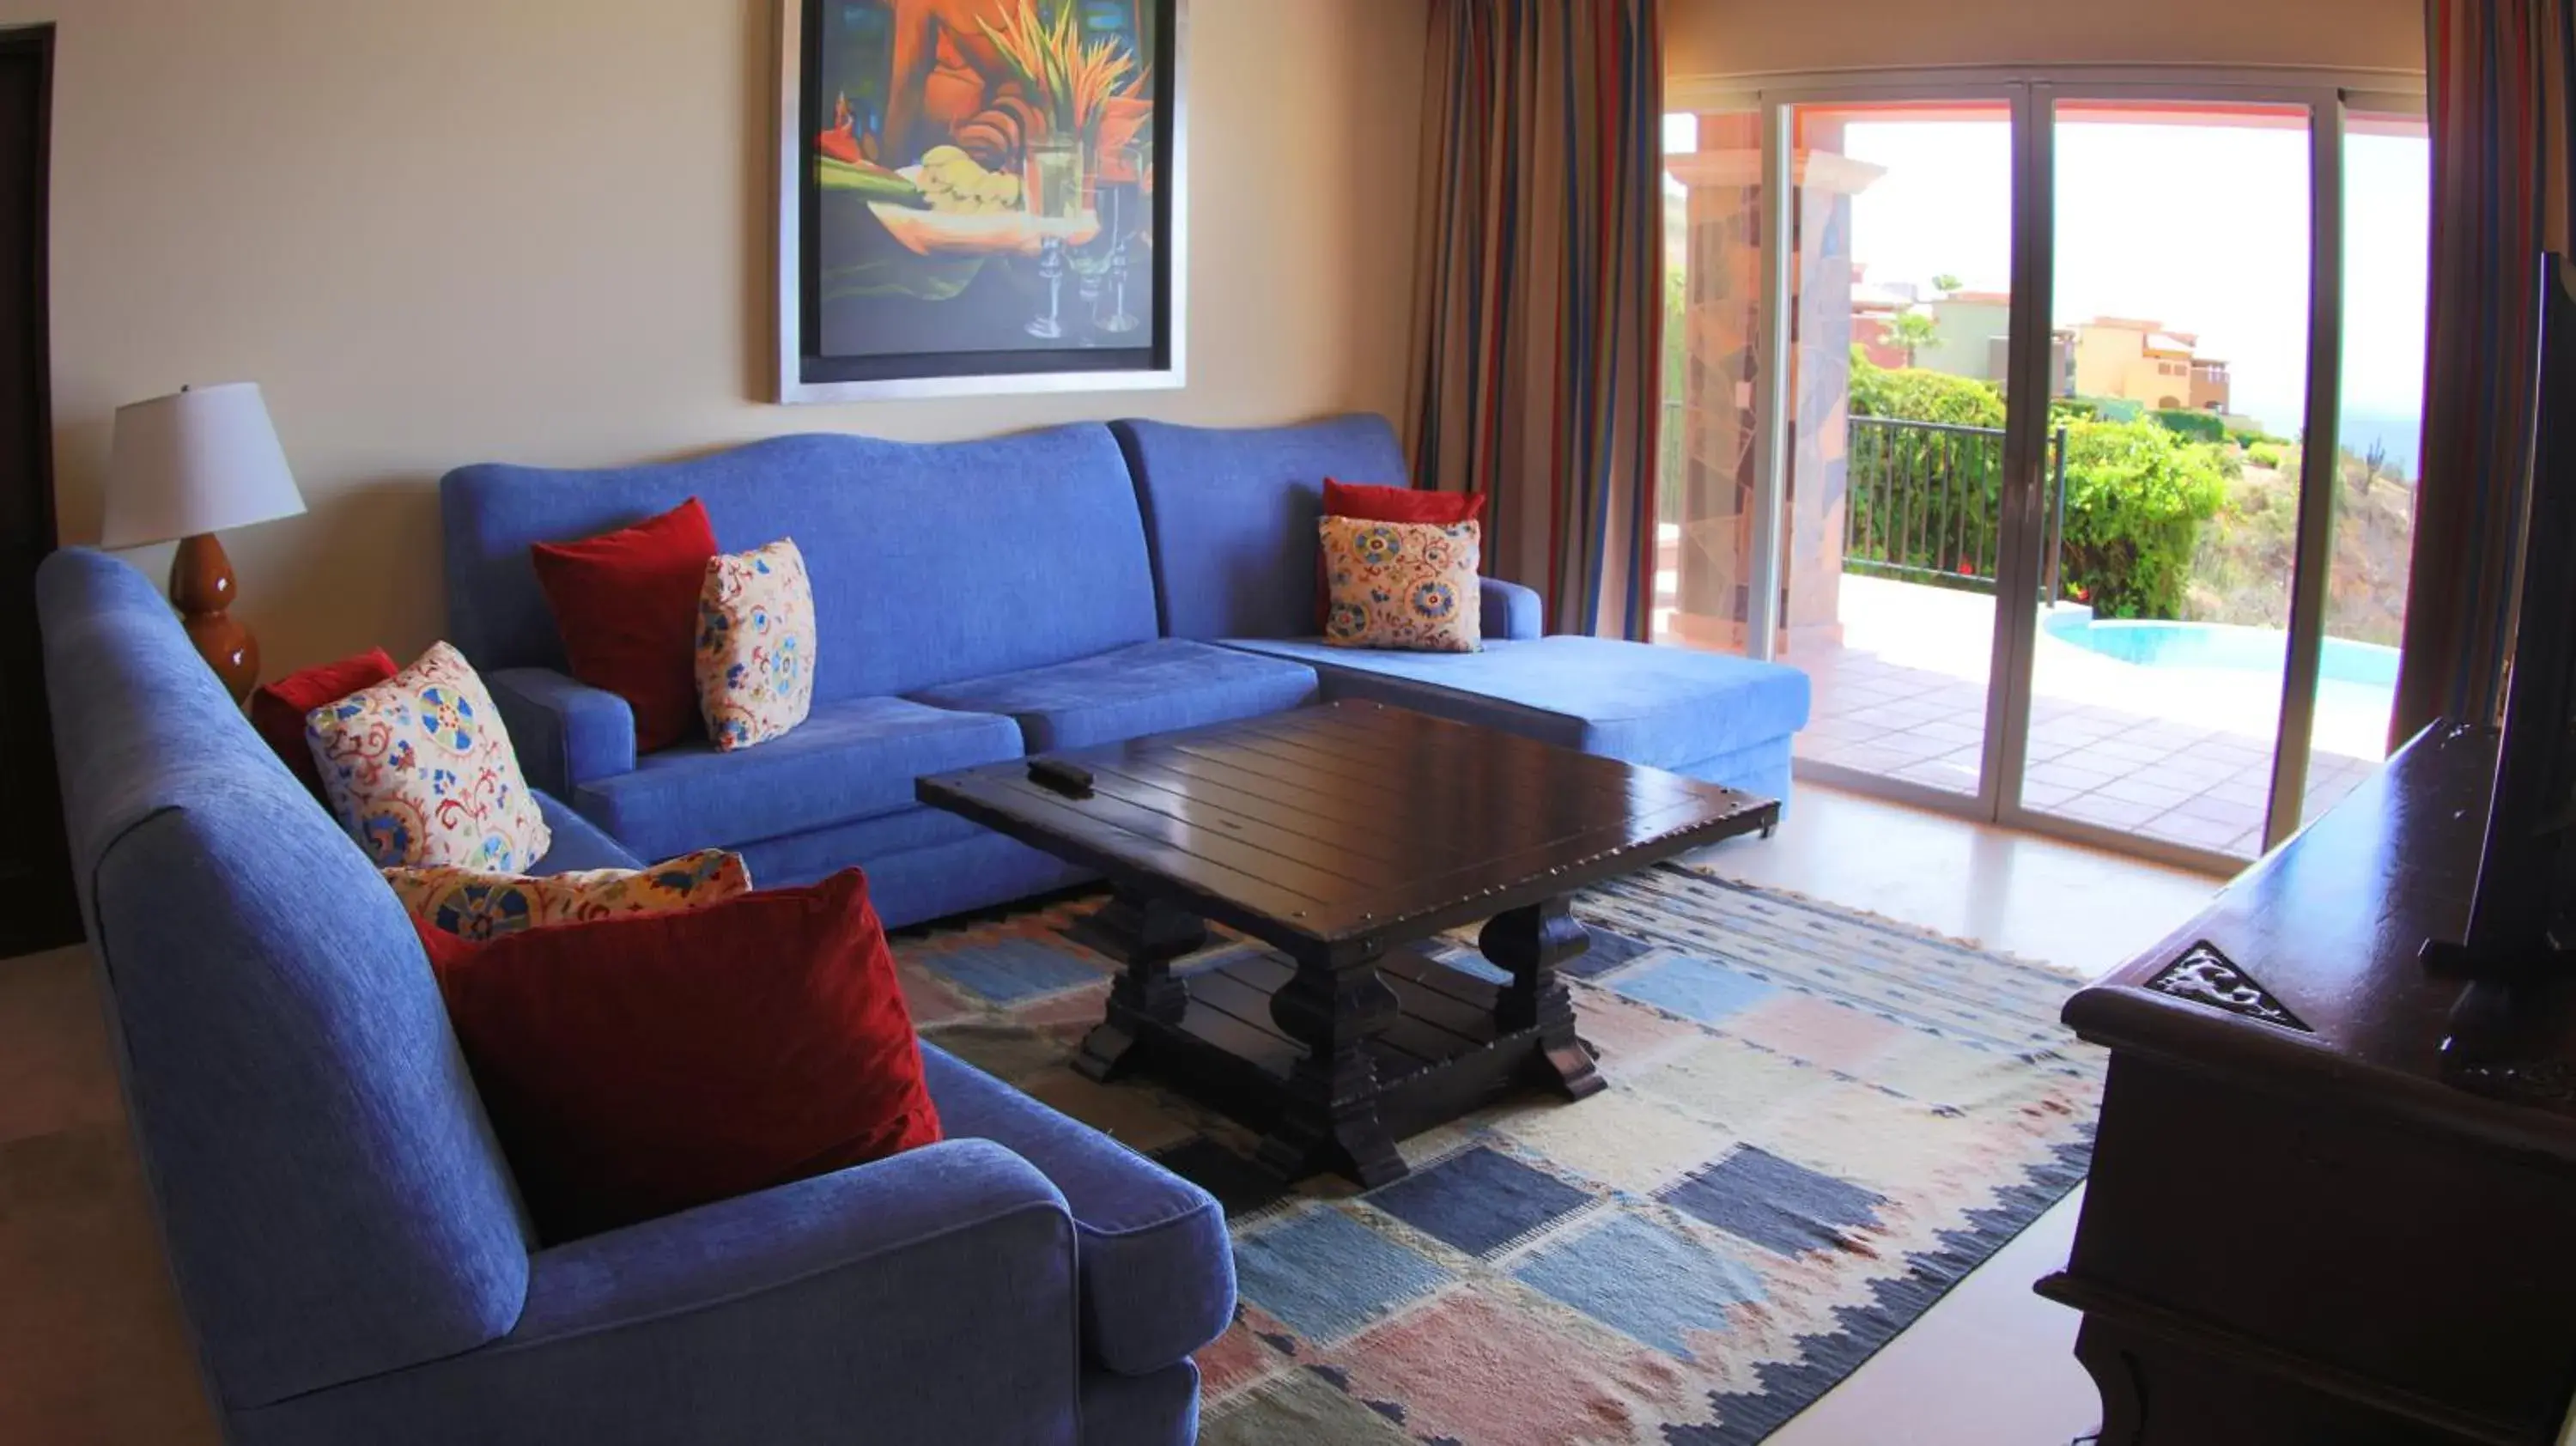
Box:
[441,426,1162,701]
[1111,413,1411,640]
[36,550,531,1411]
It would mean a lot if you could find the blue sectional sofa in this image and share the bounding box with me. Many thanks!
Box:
[442,414,1809,928]
[36,550,1234,1446]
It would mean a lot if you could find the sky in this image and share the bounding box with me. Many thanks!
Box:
[1667,111,2431,459]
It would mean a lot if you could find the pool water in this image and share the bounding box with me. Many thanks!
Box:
[2041,611,2400,687]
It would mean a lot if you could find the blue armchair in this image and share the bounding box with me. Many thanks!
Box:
[37,548,1232,1446]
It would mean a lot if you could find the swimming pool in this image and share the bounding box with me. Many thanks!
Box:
[2041,611,2401,687]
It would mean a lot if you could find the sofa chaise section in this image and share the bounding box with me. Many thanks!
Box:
[1224,635,1809,800]
[1112,413,1811,804]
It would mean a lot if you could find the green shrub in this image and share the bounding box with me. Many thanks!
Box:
[1841,359,2227,614]
[2150,408,2227,444]
[2246,441,2284,470]
[2057,421,2230,618]
[1849,355,2003,428]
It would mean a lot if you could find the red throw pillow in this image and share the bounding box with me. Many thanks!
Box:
[530,497,719,754]
[249,648,399,799]
[1316,479,1489,629]
[418,868,941,1242]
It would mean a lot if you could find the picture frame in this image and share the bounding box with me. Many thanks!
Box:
[774,0,1187,404]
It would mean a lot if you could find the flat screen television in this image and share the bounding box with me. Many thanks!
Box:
[2427,255,2576,1099]
[2426,253,2576,977]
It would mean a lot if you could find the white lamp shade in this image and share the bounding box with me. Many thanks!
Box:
[100,382,306,550]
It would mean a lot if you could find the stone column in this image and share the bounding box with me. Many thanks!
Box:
[1663,127,1880,658]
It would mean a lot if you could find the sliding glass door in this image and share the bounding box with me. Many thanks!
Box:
[1660,72,2427,870]
[2012,97,2318,857]
[1662,93,2032,805]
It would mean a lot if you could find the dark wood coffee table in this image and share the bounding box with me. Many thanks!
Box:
[916,700,1778,1186]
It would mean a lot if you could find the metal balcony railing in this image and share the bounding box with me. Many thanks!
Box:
[1656,403,2071,603]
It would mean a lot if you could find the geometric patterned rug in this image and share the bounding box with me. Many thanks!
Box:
[890,864,2102,1445]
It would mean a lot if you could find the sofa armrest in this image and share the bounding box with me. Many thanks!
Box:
[488,667,637,798]
[512,1138,1073,1344]
[244,1140,1088,1446]
[1479,576,1544,641]
[504,1140,1082,1436]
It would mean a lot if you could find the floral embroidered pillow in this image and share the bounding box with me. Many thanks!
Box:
[1320,516,1483,653]
[384,849,754,942]
[307,641,552,872]
[696,538,817,751]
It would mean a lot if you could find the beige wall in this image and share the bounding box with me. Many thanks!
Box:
[1,0,1427,671]
[1671,0,2425,78]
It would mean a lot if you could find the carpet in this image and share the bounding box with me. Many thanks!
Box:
[890,864,2103,1445]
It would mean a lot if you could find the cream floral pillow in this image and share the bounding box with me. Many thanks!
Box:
[307,641,552,872]
[384,849,753,941]
[1320,516,1483,653]
[696,538,817,751]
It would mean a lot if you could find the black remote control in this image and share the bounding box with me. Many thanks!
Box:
[1028,758,1096,799]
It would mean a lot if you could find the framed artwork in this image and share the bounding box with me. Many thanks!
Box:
[775,0,1185,403]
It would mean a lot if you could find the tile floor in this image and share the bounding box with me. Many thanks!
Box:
[0,786,2224,1446]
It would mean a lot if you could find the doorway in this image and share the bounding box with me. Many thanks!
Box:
[0,24,78,957]
[1660,71,2427,872]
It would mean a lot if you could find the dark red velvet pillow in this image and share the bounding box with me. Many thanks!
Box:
[1316,479,1490,629]
[417,868,942,1242]
[529,497,719,754]
[249,648,399,799]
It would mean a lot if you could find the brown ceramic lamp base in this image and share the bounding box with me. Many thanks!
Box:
[170,532,260,703]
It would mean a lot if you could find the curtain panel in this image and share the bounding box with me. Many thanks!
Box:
[1406,0,1666,640]
[2394,0,2575,740]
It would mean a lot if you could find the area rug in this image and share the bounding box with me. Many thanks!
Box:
[890,865,2102,1446]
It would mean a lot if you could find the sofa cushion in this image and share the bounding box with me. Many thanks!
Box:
[1320,517,1483,653]
[906,639,1317,754]
[1113,414,1408,641]
[249,647,399,799]
[444,426,1160,702]
[309,642,553,872]
[573,696,1023,862]
[422,869,942,1243]
[385,848,752,941]
[1317,477,1487,630]
[920,1044,1232,1376]
[530,497,718,754]
[1221,635,1812,771]
[695,538,818,752]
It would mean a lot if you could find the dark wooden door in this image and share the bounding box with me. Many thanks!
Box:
[0,27,76,957]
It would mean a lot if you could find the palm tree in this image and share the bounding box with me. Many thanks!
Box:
[1888,309,1939,367]
[1930,272,1963,295]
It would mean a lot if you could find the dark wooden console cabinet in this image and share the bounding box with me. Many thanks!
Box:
[2041,726,2576,1445]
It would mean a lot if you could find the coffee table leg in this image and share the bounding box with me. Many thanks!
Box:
[1072,888,1207,1083]
[1257,950,1406,1188]
[1480,896,1607,1101]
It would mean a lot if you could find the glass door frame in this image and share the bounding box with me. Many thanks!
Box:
[1668,65,2429,874]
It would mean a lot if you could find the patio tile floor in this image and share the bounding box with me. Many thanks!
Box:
[1790,647,2379,859]
[1655,569,2386,862]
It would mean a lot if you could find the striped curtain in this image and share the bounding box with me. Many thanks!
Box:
[1406,0,1666,640]
[2394,0,2576,739]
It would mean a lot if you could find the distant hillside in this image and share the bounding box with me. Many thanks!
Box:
[2341,412,2422,481]
[2180,447,2415,646]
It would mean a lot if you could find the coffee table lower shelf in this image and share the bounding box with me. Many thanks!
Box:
[1072,908,1603,1188]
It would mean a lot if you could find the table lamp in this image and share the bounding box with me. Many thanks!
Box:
[100,383,307,702]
